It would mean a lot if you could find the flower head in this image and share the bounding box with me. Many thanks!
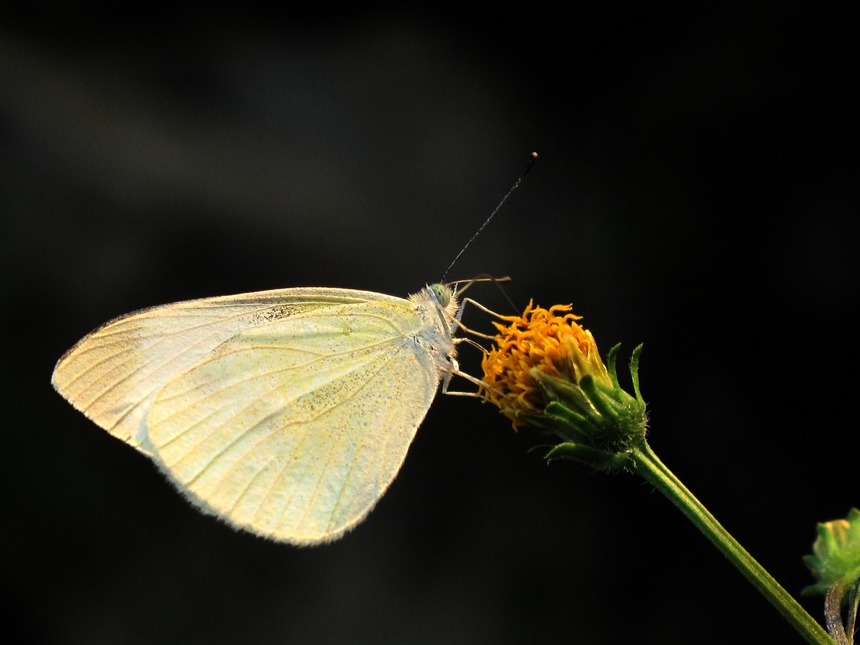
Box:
[480,299,648,466]
[803,508,860,596]
[479,302,603,424]
[802,509,860,643]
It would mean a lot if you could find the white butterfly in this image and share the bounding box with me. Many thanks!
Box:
[52,283,476,545]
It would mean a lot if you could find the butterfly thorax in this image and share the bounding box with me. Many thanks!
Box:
[409,284,459,377]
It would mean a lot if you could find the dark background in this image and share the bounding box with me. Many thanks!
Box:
[2,7,857,644]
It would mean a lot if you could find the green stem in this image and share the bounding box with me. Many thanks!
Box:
[631,441,833,645]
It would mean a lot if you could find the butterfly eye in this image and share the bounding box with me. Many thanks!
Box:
[429,283,452,307]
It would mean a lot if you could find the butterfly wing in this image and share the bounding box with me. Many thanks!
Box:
[147,302,442,543]
[53,287,444,543]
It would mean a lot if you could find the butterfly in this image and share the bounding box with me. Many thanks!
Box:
[52,282,475,545]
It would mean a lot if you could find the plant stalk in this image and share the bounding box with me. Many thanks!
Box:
[632,442,833,644]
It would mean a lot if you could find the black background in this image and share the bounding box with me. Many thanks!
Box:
[1,7,857,644]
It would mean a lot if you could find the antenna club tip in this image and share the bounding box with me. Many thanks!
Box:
[522,151,538,175]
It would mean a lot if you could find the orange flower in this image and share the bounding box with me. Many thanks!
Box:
[480,301,611,428]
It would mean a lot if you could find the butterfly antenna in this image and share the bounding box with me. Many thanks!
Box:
[441,151,538,282]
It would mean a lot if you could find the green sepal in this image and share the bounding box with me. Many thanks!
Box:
[544,441,633,471]
[629,344,645,403]
[606,344,623,392]
[542,400,604,443]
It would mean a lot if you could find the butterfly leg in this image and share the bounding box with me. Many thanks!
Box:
[453,297,509,340]
[440,354,507,400]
